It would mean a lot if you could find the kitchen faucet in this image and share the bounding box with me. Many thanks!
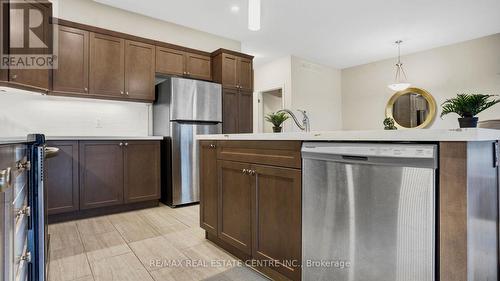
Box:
[277,109,310,132]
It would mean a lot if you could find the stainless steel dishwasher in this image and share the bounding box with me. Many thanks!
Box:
[302,142,437,281]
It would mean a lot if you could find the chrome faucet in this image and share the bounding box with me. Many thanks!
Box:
[277,109,310,132]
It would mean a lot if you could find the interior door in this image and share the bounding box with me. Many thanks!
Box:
[170,122,221,205]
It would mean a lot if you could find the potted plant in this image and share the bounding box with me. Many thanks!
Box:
[383,117,397,130]
[441,94,500,128]
[265,112,290,133]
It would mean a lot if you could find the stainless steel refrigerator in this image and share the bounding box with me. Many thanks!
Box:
[153,77,222,206]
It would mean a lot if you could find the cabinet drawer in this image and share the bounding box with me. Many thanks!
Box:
[217,141,302,169]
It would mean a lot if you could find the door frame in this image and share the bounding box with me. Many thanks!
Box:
[256,84,285,133]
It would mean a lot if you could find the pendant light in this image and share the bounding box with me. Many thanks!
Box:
[388,40,411,91]
[248,0,261,31]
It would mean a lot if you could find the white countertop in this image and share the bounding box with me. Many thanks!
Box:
[196,128,500,142]
[46,136,164,141]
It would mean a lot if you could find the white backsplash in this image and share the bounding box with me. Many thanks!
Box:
[0,89,152,137]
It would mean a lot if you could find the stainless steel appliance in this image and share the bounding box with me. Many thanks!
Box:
[302,142,437,281]
[0,134,48,281]
[154,77,222,206]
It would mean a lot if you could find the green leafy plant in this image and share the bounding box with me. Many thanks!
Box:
[383,117,397,130]
[265,112,290,128]
[441,94,500,118]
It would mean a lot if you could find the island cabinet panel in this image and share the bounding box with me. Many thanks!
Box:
[125,40,156,101]
[252,165,302,280]
[124,141,160,203]
[89,33,125,98]
[52,25,89,95]
[199,141,219,235]
[79,141,124,210]
[46,141,79,215]
[200,140,302,280]
[218,160,253,255]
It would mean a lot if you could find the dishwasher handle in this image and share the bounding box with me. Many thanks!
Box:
[342,155,368,161]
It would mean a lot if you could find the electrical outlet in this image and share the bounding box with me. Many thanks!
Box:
[96,118,103,128]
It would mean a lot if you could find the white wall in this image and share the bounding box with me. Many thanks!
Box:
[51,0,241,52]
[0,90,150,137]
[253,56,292,132]
[342,33,500,130]
[290,56,342,131]
[253,56,343,132]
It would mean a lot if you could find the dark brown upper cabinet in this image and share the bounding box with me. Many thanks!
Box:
[125,40,155,101]
[79,141,125,210]
[212,49,254,91]
[6,0,52,92]
[52,25,89,95]
[124,141,161,203]
[46,141,79,215]
[199,141,218,236]
[89,32,125,98]
[156,46,211,81]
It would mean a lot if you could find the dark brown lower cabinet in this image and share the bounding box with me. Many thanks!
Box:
[199,141,218,235]
[79,141,124,210]
[46,141,79,215]
[124,141,161,202]
[200,141,302,280]
[218,160,253,255]
[252,165,302,280]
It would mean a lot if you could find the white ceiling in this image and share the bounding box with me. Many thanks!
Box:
[95,0,500,69]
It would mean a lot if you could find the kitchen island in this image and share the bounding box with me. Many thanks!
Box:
[196,129,499,281]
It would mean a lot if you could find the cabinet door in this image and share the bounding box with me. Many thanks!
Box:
[186,53,211,80]
[52,26,89,95]
[124,141,160,203]
[238,90,253,133]
[222,88,239,134]
[218,160,252,254]
[79,141,124,210]
[252,165,302,281]
[46,141,79,215]
[221,54,238,89]
[238,57,253,91]
[89,33,125,97]
[125,40,155,101]
[9,1,51,90]
[199,141,218,235]
[155,47,185,76]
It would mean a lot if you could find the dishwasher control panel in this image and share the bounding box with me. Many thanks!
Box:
[302,143,436,159]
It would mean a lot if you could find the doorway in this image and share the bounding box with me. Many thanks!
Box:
[258,88,284,133]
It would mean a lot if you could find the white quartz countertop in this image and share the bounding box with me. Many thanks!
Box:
[46,136,164,141]
[196,128,500,142]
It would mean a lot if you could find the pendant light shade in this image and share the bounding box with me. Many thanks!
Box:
[248,0,261,31]
[388,40,411,91]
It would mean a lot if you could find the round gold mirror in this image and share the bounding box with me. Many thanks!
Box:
[385,87,436,129]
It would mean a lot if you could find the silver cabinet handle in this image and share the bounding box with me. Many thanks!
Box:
[250,170,256,175]
[11,74,17,80]
[209,144,216,149]
[16,206,31,218]
[0,167,12,192]
[242,169,247,174]
[120,91,124,95]
[84,87,88,92]
[126,92,129,96]
[119,142,123,146]
[124,142,128,147]
[17,160,30,171]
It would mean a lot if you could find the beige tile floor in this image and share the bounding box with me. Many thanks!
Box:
[48,204,269,281]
